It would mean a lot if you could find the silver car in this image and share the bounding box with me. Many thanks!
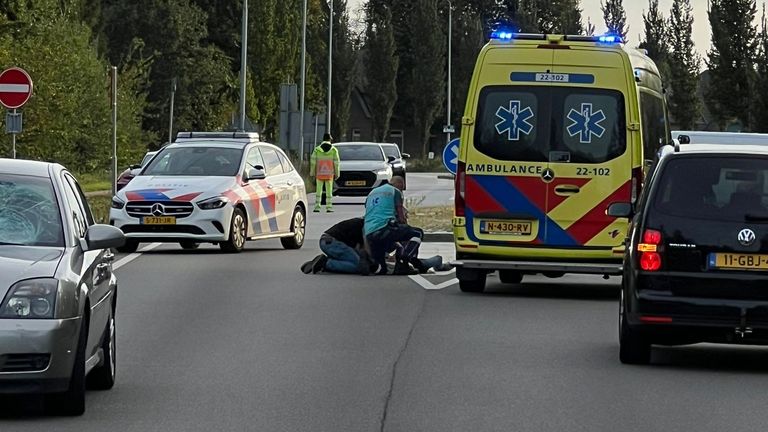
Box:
[333,142,393,196]
[0,159,125,415]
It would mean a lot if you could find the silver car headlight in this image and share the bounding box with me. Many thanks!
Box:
[197,196,230,210]
[0,278,58,319]
[375,168,391,176]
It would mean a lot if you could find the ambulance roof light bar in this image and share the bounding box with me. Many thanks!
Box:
[490,31,623,45]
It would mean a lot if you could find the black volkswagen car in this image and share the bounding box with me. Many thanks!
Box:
[611,143,768,364]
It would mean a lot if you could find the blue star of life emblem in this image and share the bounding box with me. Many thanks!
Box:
[495,100,535,141]
[567,103,606,144]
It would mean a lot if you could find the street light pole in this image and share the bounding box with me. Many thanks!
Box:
[168,78,176,144]
[239,0,248,131]
[446,0,452,146]
[299,0,308,161]
[327,0,333,136]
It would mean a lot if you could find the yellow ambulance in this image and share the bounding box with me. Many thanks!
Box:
[451,32,670,293]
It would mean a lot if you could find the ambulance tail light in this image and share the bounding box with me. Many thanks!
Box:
[631,167,643,204]
[638,229,662,272]
[455,161,466,217]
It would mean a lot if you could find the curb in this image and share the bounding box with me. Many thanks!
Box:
[423,232,453,242]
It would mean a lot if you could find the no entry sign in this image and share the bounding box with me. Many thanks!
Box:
[0,67,33,109]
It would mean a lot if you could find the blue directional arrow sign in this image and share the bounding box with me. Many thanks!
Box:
[442,138,460,175]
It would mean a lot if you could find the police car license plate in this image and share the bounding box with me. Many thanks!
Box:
[710,253,768,270]
[345,180,366,186]
[143,216,176,225]
[480,220,532,236]
[535,73,569,82]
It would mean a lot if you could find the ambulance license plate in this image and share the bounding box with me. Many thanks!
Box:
[143,216,176,225]
[480,220,532,236]
[709,253,768,270]
[345,180,366,186]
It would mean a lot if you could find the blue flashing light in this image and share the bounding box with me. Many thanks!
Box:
[597,33,622,44]
[490,30,515,41]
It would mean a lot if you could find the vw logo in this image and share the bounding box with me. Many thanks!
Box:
[151,203,165,217]
[541,168,555,183]
[738,228,756,246]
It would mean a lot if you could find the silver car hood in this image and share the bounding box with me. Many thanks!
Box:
[0,246,63,298]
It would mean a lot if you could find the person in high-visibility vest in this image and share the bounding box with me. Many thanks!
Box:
[309,133,341,212]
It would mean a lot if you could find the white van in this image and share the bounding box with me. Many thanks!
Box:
[673,131,768,145]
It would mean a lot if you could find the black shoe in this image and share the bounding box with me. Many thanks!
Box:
[393,261,419,275]
[313,254,328,273]
[300,259,314,274]
[409,258,430,274]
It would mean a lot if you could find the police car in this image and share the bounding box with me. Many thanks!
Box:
[110,132,308,253]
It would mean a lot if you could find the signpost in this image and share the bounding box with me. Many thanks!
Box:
[442,138,460,175]
[0,67,33,159]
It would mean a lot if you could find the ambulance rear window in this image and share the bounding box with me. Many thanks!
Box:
[473,86,626,163]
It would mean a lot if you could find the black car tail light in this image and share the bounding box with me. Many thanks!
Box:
[455,161,466,217]
[638,228,662,271]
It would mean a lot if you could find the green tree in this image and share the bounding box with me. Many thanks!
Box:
[640,0,669,66]
[449,0,485,133]
[706,0,757,130]
[363,0,399,142]
[753,5,768,132]
[399,0,445,155]
[330,0,357,140]
[667,0,700,130]
[601,0,627,41]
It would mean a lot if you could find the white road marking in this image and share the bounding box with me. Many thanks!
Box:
[408,274,459,290]
[113,243,162,270]
[0,84,30,93]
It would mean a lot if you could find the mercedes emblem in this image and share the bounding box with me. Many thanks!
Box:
[541,168,555,183]
[151,203,165,217]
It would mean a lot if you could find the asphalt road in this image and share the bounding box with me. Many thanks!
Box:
[4,173,768,431]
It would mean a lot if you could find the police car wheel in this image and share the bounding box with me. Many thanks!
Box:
[179,241,200,250]
[281,206,306,250]
[116,240,139,254]
[221,208,247,253]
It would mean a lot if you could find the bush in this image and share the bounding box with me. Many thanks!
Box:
[407,158,446,173]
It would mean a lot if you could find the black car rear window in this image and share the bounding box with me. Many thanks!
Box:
[653,156,768,220]
[474,86,626,163]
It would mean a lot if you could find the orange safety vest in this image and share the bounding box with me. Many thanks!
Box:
[316,159,335,180]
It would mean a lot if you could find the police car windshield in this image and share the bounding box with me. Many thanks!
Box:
[474,86,626,163]
[337,145,385,161]
[653,156,768,221]
[143,147,243,177]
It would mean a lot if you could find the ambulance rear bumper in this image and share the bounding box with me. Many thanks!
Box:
[450,259,623,275]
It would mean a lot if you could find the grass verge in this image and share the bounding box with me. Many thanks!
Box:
[87,195,112,224]
[408,205,453,232]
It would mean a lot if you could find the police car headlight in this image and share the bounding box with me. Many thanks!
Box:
[197,196,230,210]
[0,279,58,319]
[111,197,125,210]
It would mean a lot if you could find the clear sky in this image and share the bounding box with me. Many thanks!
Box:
[346,0,746,58]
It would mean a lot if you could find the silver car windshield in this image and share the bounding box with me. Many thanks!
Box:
[0,175,64,247]
[337,145,385,161]
[143,147,243,177]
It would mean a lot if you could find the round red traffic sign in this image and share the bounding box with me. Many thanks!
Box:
[0,67,33,109]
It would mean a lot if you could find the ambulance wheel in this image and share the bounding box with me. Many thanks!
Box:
[457,268,486,293]
[221,208,247,253]
[281,206,306,250]
[499,270,523,284]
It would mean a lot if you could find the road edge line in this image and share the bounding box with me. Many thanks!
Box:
[113,243,162,271]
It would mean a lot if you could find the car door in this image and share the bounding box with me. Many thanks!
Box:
[276,149,300,228]
[257,146,287,233]
[61,173,112,357]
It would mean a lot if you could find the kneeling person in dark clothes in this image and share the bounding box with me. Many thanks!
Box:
[301,218,368,274]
